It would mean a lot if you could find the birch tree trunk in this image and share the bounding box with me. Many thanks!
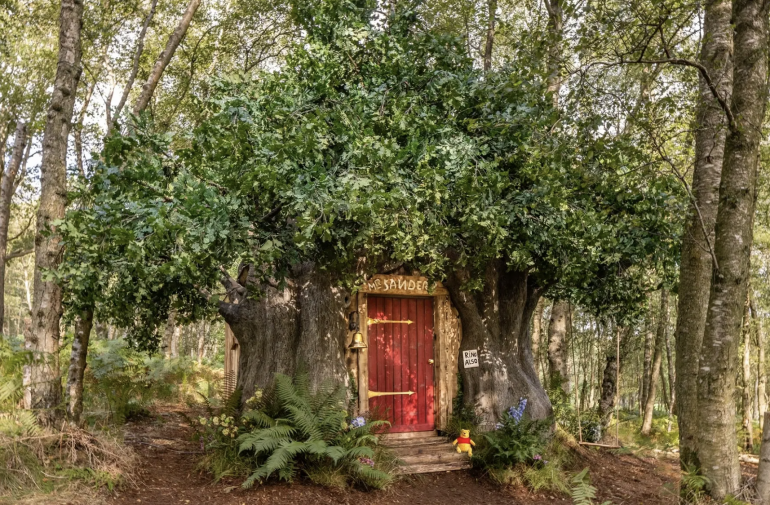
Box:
[132,0,202,115]
[0,121,27,333]
[675,0,733,469]
[642,291,668,435]
[695,0,769,496]
[547,300,570,393]
[743,296,755,451]
[23,0,84,424]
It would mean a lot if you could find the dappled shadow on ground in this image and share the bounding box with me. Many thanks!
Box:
[107,405,679,505]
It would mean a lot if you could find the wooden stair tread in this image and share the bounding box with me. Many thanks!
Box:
[396,460,472,474]
[381,433,472,475]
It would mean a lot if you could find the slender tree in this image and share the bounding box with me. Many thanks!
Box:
[641,291,668,435]
[24,0,85,423]
[0,120,27,332]
[132,0,202,115]
[742,295,754,450]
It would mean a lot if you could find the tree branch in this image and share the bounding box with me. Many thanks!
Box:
[6,248,33,260]
[592,56,735,130]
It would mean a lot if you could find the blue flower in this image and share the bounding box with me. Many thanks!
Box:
[507,397,528,424]
[350,416,366,428]
[495,422,504,430]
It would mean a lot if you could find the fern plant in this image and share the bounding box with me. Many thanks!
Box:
[571,468,611,505]
[236,372,392,489]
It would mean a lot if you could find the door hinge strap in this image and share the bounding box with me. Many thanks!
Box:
[368,318,413,325]
[368,390,415,398]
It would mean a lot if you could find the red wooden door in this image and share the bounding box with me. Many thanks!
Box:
[367,296,434,433]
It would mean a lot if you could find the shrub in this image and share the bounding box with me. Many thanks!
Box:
[196,372,395,490]
[475,398,550,469]
[85,340,222,424]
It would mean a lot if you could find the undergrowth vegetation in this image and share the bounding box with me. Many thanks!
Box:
[0,335,222,503]
[196,372,396,490]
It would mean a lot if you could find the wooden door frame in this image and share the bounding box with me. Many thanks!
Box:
[354,275,457,431]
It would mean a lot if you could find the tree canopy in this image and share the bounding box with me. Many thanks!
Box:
[56,1,681,350]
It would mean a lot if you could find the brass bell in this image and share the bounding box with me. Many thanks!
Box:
[348,331,367,350]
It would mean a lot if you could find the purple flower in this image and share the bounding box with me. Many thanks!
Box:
[533,454,542,460]
[495,422,504,430]
[351,416,366,428]
[359,457,375,467]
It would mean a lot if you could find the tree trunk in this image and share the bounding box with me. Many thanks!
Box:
[531,298,545,380]
[23,0,84,424]
[599,326,633,425]
[675,0,733,470]
[65,310,92,425]
[164,310,176,358]
[642,291,668,435]
[445,263,551,427]
[218,263,349,403]
[641,317,654,408]
[0,121,27,333]
[755,297,767,430]
[132,0,201,115]
[197,321,206,364]
[743,296,755,451]
[482,0,497,71]
[757,412,770,504]
[544,0,563,107]
[665,310,676,431]
[695,0,769,496]
[547,300,570,394]
[110,0,158,133]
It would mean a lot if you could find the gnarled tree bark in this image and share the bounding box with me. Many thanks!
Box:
[218,263,349,403]
[445,262,550,427]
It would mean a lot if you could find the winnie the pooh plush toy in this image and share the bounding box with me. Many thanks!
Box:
[453,429,475,457]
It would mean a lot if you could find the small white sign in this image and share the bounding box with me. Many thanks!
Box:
[463,349,479,369]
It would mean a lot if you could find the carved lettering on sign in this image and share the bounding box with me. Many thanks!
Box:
[361,275,448,296]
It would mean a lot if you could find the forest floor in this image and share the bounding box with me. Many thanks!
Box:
[93,404,689,505]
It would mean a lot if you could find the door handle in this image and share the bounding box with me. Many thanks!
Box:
[428,359,434,365]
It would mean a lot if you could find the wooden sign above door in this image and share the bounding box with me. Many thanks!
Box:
[360,275,448,296]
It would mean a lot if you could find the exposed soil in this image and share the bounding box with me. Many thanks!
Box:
[105,405,681,505]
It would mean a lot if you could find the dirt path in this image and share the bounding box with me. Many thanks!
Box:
[108,406,679,505]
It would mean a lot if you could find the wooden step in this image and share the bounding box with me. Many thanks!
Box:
[382,436,448,449]
[381,430,438,442]
[396,459,472,475]
[388,442,459,456]
[380,432,472,475]
[398,450,471,465]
